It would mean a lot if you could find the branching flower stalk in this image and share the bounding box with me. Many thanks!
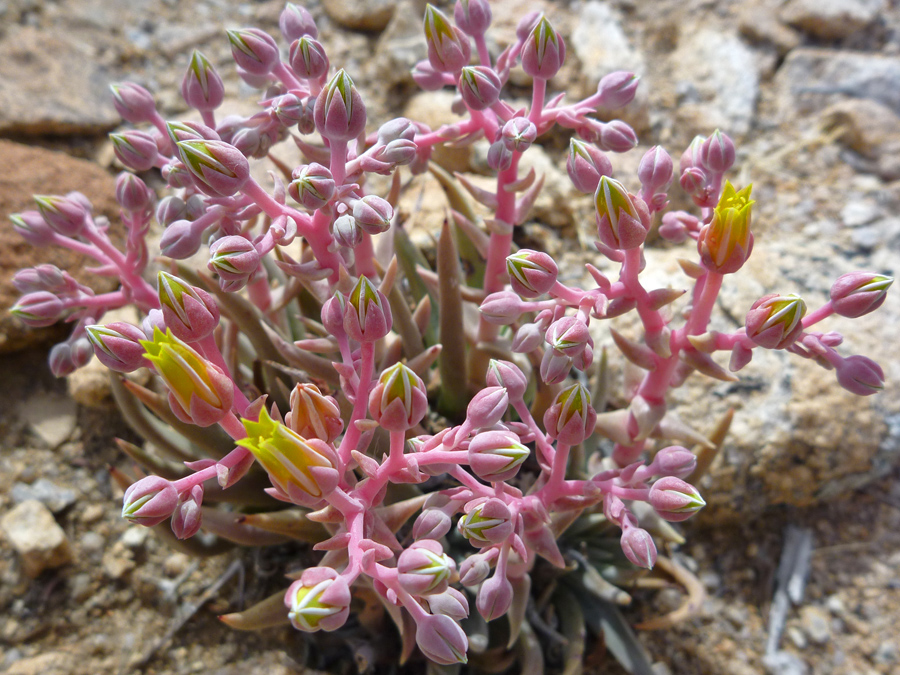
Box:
[8,0,893,667]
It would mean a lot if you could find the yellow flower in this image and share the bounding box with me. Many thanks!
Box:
[698,182,755,274]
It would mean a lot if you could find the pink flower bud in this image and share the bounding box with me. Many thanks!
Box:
[745,293,806,350]
[458,65,501,111]
[158,271,220,342]
[468,429,530,482]
[595,177,650,250]
[286,383,343,443]
[620,525,656,569]
[280,2,318,41]
[427,587,469,621]
[476,573,513,622]
[159,219,203,260]
[166,120,220,145]
[10,291,66,328]
[454,0,491,36]
[122,475,178,527]
[424,4,471,74]
[398,540,456,596]
[227,28,280,77]
[459,552,491,586]
[543,383,596,444]
[208,235,260,290]
[654,446,697,478]
[344,275,392,342]
[321,292,347,339]
[649,476,706,522]
[110,82,157,124]
[512,321,543,353]
[13,265,71,295]
[286,568,351,632]
[596,71,639,109]
[376,138,418,167]
[506,249,558,298]
[567,139,612,194]
[539,349,573,384]
[289,163,335,210]
[33,194,87,237]
[368,362,428,431]
[597,119,638,153]
[314,69,367,142]
[271,93,306,128]
[289,37,329,81]
[413,508,453,541]
[485,359,528,400]
[486,140,513,172]
[638,146,673,195]
[156,196,187,227]
[680,166,708,196]
[479,291,526,325]
[48,342,77,377]
[412,59,447,91]
[545,316,591,358]
[699,130,735,174]
[171,485,203,539]
[352,195,393,235]
[10,211,55,246]
[181,50,224,112]
[658,211,697,243]
[116,172,154,213]
[501,117,537,153]
[830,271,893,318]
[603,494,628,527]
[416,613,468,665]
[835,354,885,396]
[458,498,513,546]
[521,16,565,79]
[333,214,363,248]
[466,386,509,428]
[86,322,148,372]
[176,139,250,198]
[110,130,159,172]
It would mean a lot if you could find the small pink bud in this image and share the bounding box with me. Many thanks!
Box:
[289,163,335,210]
[603,494,628,527]
[427,587,469,621]
[368,362,428,431]
[286,568,351,632]
[567,139,612,194]
[226,28,280,77]
[486,139,513,172]
[465,386,509,428]
[48,342,77,378]
[352,195,393,235]
[110,82,157,124]
[86,322,148,372]
[459,552,491,586]
[539,349,572,384]
[10,291,66,328]
[485,359,528,400]
[280,2,318,41]
[314,69,367,142]
[454,0,491,36]
[512,321,544,353]
[830,271,893,318]
[638,146,673,195]
[424,4,471,74]
[321,292,347,339]
[398,540,456,596]
[13,265,71,295]
[597,119,638,153]
[159,219,203,260]
[122,475,178,527]
[166,120,220,145]
[545,316,591,358]
[208,236,260,290]
[521,16,565,80]
[476,573,513,622]
[458,498,514,546]
[181,50,224,112]
[286,383,343,443]
[110,130,159,172]
[596,71,639,109]
[176,139,250,198]
[416,613,468,665]
[412,59,447,91]
[171,485,203,539]
[680,166,708,196]
[333,214,362,248]
[413,508,453,541]
[501,117,537,153]
[506,249,558,298]
[654,446,697,479]
[458,65,501,111]
[594,177,650,250]
[10,211,55,246]
[649,476,706,522]
[658,211,697,243]
[289,37,329,81]
[33,194,87,237]
[344,275,392,342]
[543,383,596,445]
[745,293,806,350]
[468,429,530,482]
[271,93,306,128]
[835,355,885,396]
[698,130,735,174]
[479,291,526,325]
[157,271,220,342]
[620,525,656,569]
[116,172,154,213]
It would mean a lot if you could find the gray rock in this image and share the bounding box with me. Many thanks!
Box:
[841,200,881,227]
[322,0,397,32]
[20,392,77,448]
[11,478,77,514]
[371,0,428,91]
[5,651,75,675]
[781,0,884,41]
[739,3,802,56]
[668,29,759,135]
[1,499,73,578]
[800,606,832,645]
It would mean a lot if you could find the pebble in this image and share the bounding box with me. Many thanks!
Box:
[21,392,77,448]
[4,651,75,675]
[780,0,884,40]
[872,640,898,664]
[841,201,881,227]
[101,541,135,580]
[120,526,148,549]
[0,499,73,578]
[80,504,105,524]
[800,605,832,645]
[80,531,105,555]
[321,0,396,32]
[10,478,77,514]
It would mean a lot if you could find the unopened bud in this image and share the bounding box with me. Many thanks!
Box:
[501,117,537,153]
[594,177,650,250]
[830,271,893,318]
[368,362,428,431]
[226,28,280,77]
[398,540,455,596]
[648,476,706,522]
[698,130,735,174]
[521,16,565,79]
[745,293,806,350]
[110,130,159,172]
[352,195,393,235]
[289,163,335,210]
[567,139,612,194]
[424,4,472,73]
[280,2,318,41]
[458,65,501,110]
[122,475,178,527]
[86,322,148,372]
[314,69,367,141]
[835,354,885,396]
[286,568,351,632]
[468,429,530,482]
[181,50,224,112]
[110,82,157,124]
[543,383,596,445]
[596,71,639,109]
[289,37,329,81]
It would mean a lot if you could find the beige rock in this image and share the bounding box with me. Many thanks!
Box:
[20,392,77,448]
[781,0,884,40]
[5,651,74,675]
[1,499,73,578]
[322,0,397,32]
[738,4,802,56]
[403,90,473,174]
[821,98,900,160]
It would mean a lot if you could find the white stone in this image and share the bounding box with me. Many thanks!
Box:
[1,499,73,578]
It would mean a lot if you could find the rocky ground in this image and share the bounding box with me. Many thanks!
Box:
[1,0,900,673]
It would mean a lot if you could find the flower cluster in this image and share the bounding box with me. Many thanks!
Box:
[9,0,892,667]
